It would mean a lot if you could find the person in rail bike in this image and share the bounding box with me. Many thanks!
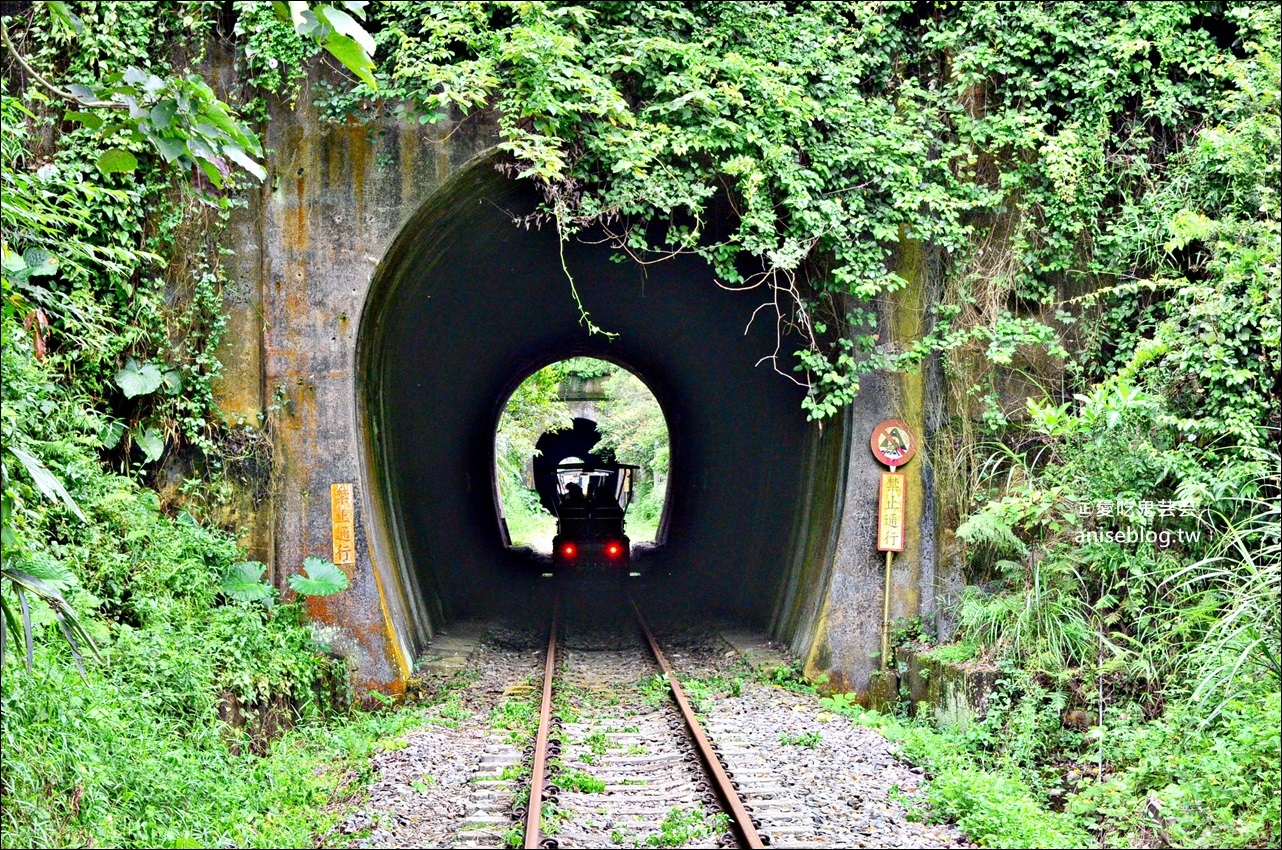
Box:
[561,481,588,510]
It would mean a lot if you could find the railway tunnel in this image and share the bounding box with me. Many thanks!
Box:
[227,107,945,700]
[359,157,811,629]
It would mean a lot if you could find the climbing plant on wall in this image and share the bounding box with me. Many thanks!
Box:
[312,2,1278,427]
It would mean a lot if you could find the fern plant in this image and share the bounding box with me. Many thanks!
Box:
[958,560,1107,677]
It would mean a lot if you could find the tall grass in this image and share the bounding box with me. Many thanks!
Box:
[1167,495,1281,721]
[957,561,1099,677]
[2,651,425,847]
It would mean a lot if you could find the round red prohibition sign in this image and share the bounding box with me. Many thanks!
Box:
[871,419,917,469]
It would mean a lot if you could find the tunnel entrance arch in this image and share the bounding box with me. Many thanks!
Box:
[492,357,674,555]
[357,152,824,650]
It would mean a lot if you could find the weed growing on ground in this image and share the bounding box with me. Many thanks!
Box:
[779,731,823,748]
[555,768,606,793]
[430,693,471,728]
[639,673,670,707]
[583,730,612,756]
[644,807,730,848]
[489,693,538,743]
[760,661,817,693]
[498,763,526,782]
[501,824,525,848]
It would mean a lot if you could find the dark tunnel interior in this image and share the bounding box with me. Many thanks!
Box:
[360,157,816,629]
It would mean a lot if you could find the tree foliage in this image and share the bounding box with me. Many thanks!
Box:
[596,368,669,478]
[318,2,1278,425]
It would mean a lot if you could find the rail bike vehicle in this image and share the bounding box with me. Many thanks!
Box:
[549,462,640,571]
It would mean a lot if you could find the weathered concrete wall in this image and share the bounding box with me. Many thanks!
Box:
[894,646,997,720]
[215,67,957,699]
[771,235,947,697]
[220,70,498,693]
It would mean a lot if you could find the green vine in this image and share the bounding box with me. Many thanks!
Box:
[309,2,1277,427]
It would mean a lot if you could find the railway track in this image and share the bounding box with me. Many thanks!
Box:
[339,603,964,849]
[519,598,766,849]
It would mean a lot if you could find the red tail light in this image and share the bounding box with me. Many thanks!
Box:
[606,543,621,557]
[562,543,577,558]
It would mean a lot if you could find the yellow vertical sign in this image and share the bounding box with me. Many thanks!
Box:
[331,483,356,570]
[878,472,906,552]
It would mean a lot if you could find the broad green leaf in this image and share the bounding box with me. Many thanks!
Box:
[115,358,164,398]
[220,561,275,603]
[64,110,103,130]
[280,1,310,29]
[45,1,84,34]
[187,136,217,161]
[1,245,27,274]
[196,157,225,188]
[140,73,165,95]
[150,99,177,130]
[222,145,267,182]
[101,420,126,449]
[192,122,223,141]
[289,557,350,597]
[66,83,97,100]
[161,369,184,395]
[6,446,85,520]
[317,5,375,57]
[21,248,57,277]
[191,104,241,141]
[96,148,138,174]
[323,33,378,90]
[134,426,165,464]
[154,136,187,163]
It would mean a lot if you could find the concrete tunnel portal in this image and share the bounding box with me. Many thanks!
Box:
[356,156,821,640]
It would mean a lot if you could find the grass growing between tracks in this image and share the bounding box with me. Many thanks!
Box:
[488,686,540,743]
[483,680,544,849]
[644,807,731,848]
[639,671,747,717]
[555,766,607,793]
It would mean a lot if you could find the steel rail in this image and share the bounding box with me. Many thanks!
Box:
[628,596,766,849]
[524,602,559,849]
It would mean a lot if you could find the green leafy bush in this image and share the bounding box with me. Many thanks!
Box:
[925,769,1091,849]
[1071,688,1281,848]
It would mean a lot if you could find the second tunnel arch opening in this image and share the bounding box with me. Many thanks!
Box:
[493,357,673,558]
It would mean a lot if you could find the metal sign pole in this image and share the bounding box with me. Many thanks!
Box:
[881,549,894,670]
